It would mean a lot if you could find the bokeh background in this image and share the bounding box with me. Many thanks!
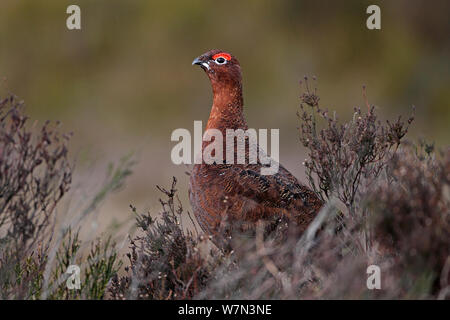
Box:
[0,0,449,236]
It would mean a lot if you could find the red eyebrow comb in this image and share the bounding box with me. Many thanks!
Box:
[212,52,231,61]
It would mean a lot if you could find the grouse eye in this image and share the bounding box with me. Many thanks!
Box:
[215,57,227,65]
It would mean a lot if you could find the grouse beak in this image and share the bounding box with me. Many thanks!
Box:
[192,56,210,71]
[192,57,202,66]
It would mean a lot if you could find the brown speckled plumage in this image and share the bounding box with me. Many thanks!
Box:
[189,49,323,247]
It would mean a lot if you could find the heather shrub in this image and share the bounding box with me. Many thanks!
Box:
[0,95,70,298]
[109,178,224,299]
[298,78,414,214]
[0,95,129,299]
[369,144,449,297]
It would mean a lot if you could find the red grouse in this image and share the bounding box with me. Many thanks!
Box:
[189,49,323,248]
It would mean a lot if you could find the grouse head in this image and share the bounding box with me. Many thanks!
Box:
[192,49,242,89]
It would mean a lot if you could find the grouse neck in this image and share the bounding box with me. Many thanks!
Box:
[206,82,247,133]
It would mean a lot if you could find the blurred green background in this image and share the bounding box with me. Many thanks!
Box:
[0,0,449,231]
